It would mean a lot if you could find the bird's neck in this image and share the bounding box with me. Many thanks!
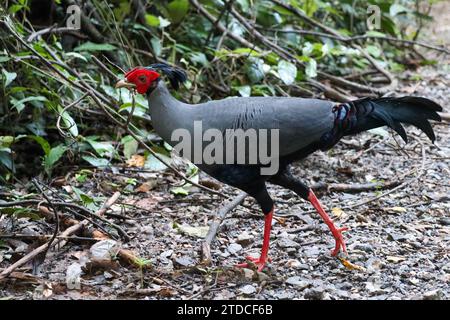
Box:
[146,81,192,144]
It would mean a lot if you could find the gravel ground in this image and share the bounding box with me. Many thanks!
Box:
[1,63,448,300]
[1,5,449,299]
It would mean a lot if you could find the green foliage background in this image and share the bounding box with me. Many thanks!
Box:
[0,0,441,183]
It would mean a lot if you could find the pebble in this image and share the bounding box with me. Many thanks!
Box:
[227,243,243,255]
[366,257,383,272]
[243,268,255,280]
[239,285,256,295]
[304,287,325,300]
[353,243,374,253]
[285,276,309,290]
[236,232,254,246]
[277,237,300,248]
[89,240,120,261]
[174,256,196,267]
[422,289,443,300]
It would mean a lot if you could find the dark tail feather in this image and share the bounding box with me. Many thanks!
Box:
[345,96,442,143]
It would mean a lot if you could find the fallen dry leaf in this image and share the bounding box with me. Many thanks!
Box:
[332,207,344,218]
[339,257,367,272]
[384,207,407,213]
[126,154,145,167]
[273,216,286,225]
[134,182,152,193]
[386,256,406,263]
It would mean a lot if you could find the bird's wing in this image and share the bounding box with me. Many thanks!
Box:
[190,96,335,157]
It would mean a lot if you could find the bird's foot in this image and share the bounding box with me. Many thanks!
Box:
[235,255,270,272]
[330,226,349,256]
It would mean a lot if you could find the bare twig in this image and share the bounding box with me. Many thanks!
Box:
[201,192,247,265]
[27,26,87,42]
[31,179,59,259]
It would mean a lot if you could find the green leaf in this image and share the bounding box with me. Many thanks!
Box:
[44,145,67,174]
[277,60,297,85]
[390,4,409,16]
[145,14,160,27]
[245,57,265,84]
[84,137,114,157]
[0,136,14,148]
[11,96,47,113]
[151,37,162,57]
[189,52,209,67]
[58,106,79,137]
[366,45,382,58]
[28,135,51,155]
[74,42,116,52]
[167,0,189,23]
[2,69,17,88]
[82,155,110,168]
[159,17,171,28]
[65,52,88,62]
[121,135,138,160]
[235,85,251,97]
[0,151,13,170]
[305,59,317,78]
[144,152,172,171]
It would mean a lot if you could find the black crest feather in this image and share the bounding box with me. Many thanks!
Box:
[147,63,187,90]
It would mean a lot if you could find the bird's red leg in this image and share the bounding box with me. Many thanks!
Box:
[236,208,273,272]
[307,190,348,256]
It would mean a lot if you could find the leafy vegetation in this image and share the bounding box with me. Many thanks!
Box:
[0,0,444,183]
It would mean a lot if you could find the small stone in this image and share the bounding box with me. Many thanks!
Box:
[354,243,374,253]
[66,263,82,290]
[304,287,325,300]
[239,285,256,295]
[242,268,255,280]
[160,250,174,259]
[286,248,297,256]
[236,232,254,246]
[277,237,300,248]
[256,271,269,282]
[304,247,320,257]
[285,276,309,289]
[366,257,383,272]
[174,256,196,267]
[89,240,120,261]
[227,243,243,255]
[365,281,385,295]
[438,217,450,226]
[141,225,154,235]
[422,289,443,300]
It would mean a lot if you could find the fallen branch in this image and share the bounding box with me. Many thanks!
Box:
[201,192,247,265]
[27,25,87,42]
[310,180,401,193]
[0,192,121,280]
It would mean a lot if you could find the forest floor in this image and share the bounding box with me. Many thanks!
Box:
[1,5,449,300]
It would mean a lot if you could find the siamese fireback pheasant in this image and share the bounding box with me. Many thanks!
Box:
[116,64,442,271]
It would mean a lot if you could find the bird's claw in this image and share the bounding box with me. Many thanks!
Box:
[331,226,348,256]
[235,255,270,272]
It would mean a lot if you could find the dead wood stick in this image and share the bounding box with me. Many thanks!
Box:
[438,112,450,122]
[0,192,121,280]
[310,180,401,193]
[201,192,247,265]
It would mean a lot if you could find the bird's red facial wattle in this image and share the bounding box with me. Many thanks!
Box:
[115,67,160,94]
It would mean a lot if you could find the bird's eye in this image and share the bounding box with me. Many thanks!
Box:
[138,75,147,82]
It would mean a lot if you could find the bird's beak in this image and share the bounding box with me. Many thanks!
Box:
[115,79,136,90]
